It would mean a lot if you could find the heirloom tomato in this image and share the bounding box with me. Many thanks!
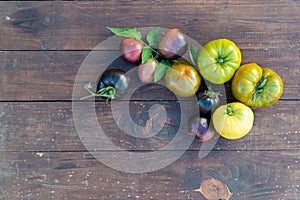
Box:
[81,69,130,101]
[187,116,216,142]
[120,38,144,63]
[138,58,158,83]
[159,28,188,60]
[165,61,201,97]
[231,63,283,108]
[212,102,254,140]
[97,68,130,100]
[197,86,221,114]
[197,39,242,84]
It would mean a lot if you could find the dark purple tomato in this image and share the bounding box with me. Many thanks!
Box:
[97,68,130,100]
[138,58,158,83]
[120,38,144,63]
[159,28,188,60]
[197,86,221,114]
[188,116,215,142]
[81,68,130,101]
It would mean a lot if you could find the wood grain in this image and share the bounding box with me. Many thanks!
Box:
[1,150,299,199]
[0,1,299,50]
[0,101,299,152]
[0,1,299,199]
[0,51,299,101]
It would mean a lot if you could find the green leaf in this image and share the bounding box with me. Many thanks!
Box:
[189,44,200,67]
[146,27,160,48]
[154,60,170,82]
[141,47,152,64]
[107,27,142,40]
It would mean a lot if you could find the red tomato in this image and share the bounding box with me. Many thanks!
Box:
[159,28,188,60]
[120,38,144,63]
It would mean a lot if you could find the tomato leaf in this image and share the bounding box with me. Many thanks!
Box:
[154,60,170,82]
[107,27,142,40]
[189,44,199,67]
[141,47,152,64]
[146,27,160,48]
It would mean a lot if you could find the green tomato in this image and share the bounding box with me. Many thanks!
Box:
[197,39,242,84]
[231,63,283,108]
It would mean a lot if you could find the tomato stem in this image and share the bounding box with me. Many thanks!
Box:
[216,55,224,65]
[80,84,116,101]
[140,40,162,58]
[226,103,234,116]
[204,86,222,99]
[255,74,267,93]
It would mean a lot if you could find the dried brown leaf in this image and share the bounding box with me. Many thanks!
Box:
[194,177,233,200]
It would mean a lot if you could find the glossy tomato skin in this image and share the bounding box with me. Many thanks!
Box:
[231,63,283,108]
[97,68,129,99]
[120,38,144,63]
[165,62,201,97]
[159,28,188,60]
[212,102,254,140]
[137,58,158,83]
[197,39,242,84]
[187,116,215,142]
[197,87,221,114]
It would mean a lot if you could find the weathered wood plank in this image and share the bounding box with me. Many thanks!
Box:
[0,1,299,199]
[0,1,299,50]
[0,101,299,152]
[0,150,299,199]
[0,51,88,101]
[0,51,299,101]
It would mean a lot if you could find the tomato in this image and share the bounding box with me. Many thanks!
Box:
[138,58,158,83]
[97,69,130,100]
[81,69,130,101]
[197,86,221,114]
[120,38,144,63]
[187,116,216,142]
[212,102,254,140]
[197,39,242,84]
[159,28,188,60]
[165,61,201,97]
[231,63,283,108]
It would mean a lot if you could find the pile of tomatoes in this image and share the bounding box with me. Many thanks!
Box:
[82,27,284,142]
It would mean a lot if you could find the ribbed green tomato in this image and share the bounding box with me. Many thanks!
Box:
[165,61,201,97]
[231,63,283,108]
[197,39,242,84]
[213,102,254,140]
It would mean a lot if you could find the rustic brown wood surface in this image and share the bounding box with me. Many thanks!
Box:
[0,1,299,199]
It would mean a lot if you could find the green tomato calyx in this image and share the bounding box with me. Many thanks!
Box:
[204,86,222,99]
[226,103,234,116]
[216,55,225,65]
[80,84,116,101]
[255,74,267,93]
[98,86,116,100]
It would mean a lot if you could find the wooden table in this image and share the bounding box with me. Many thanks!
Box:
[0,1,299,199]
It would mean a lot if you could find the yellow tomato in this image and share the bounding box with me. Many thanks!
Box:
[212,102,254,139]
